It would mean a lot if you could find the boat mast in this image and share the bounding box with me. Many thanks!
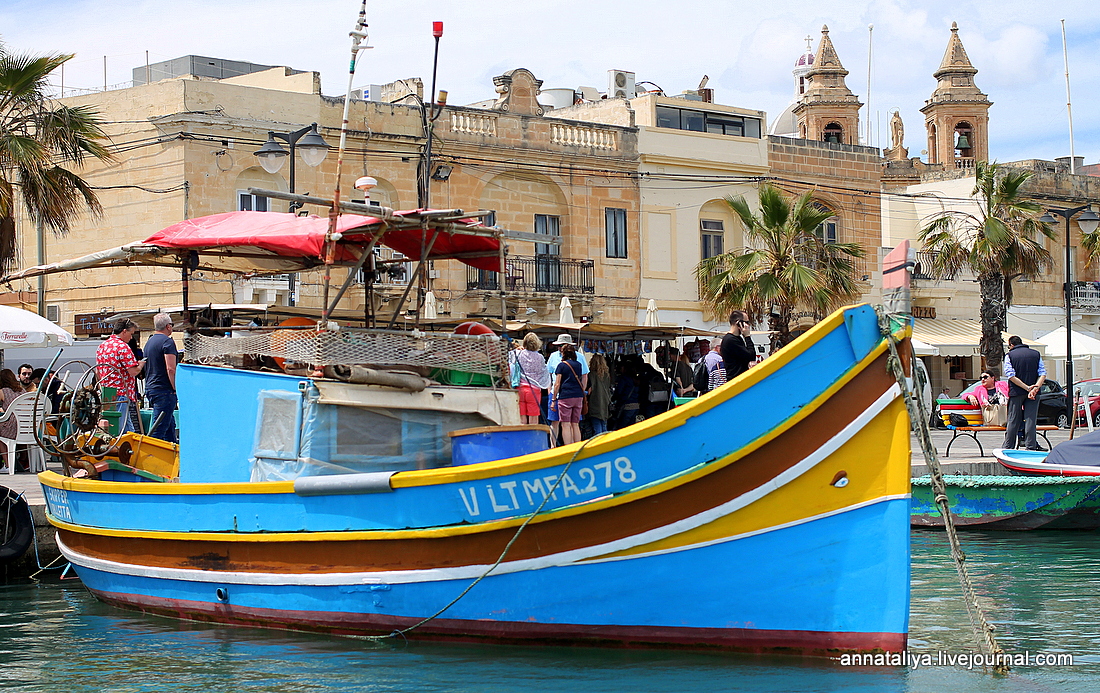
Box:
[321,0,371,324]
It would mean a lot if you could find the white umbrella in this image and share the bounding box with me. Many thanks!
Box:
[643,299,660,327]
[423,291,438,320]
[558,296,575,324]
[1036,325,1100,360]
[0,305,74,348]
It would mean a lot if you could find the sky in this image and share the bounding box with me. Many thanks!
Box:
[3,0,1099,163]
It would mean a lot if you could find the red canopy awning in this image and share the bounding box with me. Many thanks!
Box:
[146,210,503,272]
[1,209,504,284]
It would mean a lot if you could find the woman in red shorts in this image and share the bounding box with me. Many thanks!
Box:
[510,333,550,424]
[552,344,588,445]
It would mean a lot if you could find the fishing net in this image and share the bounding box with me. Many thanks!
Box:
[184,328,507,376]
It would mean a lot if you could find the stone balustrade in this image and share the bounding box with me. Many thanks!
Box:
[549,122,617,150]
[450,111,497,136]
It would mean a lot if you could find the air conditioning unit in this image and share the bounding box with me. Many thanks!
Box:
[607,70,636,99]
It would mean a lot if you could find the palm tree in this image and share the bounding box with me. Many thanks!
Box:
[919,161,1054,371]
[0,43,113,272]
[695,184,866,352]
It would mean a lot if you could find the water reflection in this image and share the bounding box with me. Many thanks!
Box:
[0,531,1097,692]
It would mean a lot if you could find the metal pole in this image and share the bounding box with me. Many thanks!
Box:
[498,231,508,334]
[36,217,45,317]
[420,30,442,209]
[1061,19,1077,174]
[1066,212,1074,426]
[287,135,297,306]
[866,24,873,146]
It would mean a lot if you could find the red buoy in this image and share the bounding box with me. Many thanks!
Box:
[454,321,494,336]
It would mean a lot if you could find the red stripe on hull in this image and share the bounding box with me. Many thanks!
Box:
[999,462,1100,477]
[91,588,905,656]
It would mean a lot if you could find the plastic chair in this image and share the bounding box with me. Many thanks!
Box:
[0,392,52,475]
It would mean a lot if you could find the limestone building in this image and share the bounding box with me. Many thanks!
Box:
[2,61,642,329]
[881,24,1100,394]
[551,89,768,330]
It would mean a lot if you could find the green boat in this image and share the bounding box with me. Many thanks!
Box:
[911,475,1100,530]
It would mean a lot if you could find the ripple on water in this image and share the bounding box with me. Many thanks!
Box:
[0,531,1098,692]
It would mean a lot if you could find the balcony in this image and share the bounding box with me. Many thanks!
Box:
[1072,282,1100,313]
[466,255,595,294]
[912,251,957,281]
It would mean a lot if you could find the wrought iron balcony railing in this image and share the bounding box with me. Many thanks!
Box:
[1072,282,1100,313]
[466,255,595,294]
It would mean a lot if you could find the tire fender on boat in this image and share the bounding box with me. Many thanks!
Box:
[0,486,34,565]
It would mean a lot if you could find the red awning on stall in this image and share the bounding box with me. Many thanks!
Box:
[146,210,503,272]
[1,209,504,283]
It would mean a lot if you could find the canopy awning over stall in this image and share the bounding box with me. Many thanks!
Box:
[0,209,503,283]
[913,318,1045,357]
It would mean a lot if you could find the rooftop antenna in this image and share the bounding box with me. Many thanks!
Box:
[321,0,372,322]
[1061,19,1077,174]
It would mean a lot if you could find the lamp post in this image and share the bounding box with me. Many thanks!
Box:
[254,123,330,212]
[254,123,330,306]
[1039,205,1100,425]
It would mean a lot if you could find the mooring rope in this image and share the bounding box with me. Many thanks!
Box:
[877,307,1008,674]
[369,431,609,642]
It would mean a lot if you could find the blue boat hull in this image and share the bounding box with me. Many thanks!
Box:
[68,498,910,651]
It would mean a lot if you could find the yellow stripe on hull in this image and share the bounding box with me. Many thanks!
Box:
[592,397,911,559]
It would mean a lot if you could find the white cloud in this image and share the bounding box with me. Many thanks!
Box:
[3,0,1100,162]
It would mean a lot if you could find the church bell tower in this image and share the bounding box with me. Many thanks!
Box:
[920,22,991,168]
[793,25,862,146]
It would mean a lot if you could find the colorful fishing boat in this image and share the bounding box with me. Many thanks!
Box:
[911,475,1100,530]
[27,286,911,654]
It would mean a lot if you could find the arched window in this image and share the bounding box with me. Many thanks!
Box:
[823,122,843,144]
[814,203,838,244]
[234,166,286,212]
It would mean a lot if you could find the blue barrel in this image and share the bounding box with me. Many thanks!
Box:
[448,425,552,466]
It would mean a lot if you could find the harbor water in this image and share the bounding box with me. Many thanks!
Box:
[1,530,1098,692]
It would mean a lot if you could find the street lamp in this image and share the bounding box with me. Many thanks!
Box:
[1039,205,1100,425]
[254,123,330,308]
[254,123,330,211]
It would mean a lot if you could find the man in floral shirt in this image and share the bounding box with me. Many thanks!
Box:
[95,319,146,432]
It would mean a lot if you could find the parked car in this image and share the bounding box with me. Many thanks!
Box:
[1071,378,1100,428]
[1035,380,1071,427]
